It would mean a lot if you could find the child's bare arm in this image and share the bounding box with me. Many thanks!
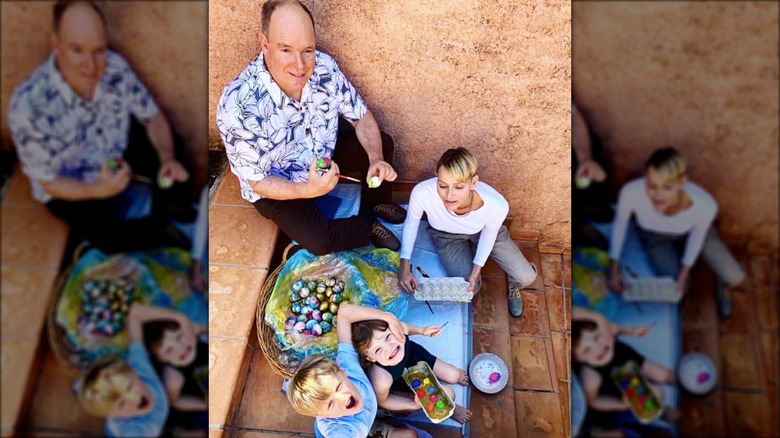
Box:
[367,366,420,412]
[610,322,651,338]
[403,323,443,337]
[127,303,193,344]
[403,322,421,335]
[382,393,423,412]
[163,367,208,411]
[336,303,404,344]
[581,366,629,412]
[573,306,614,343]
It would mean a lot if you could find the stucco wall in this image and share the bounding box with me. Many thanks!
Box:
[209,0,572,245]
[574,2,779,246]
[1,1,209,190]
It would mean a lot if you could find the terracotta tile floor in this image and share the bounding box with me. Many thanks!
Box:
[225,235,572,437]
[679,243,779,437]
[1,170,70,436]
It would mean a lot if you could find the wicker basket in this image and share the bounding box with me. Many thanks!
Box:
[256,242,299,379]
[46,242,91,377]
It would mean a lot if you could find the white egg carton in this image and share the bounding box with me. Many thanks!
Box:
[624,277,681,303]
[414,277,472,302]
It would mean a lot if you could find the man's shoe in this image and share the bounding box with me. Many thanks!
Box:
[716,282,732,318]
[575,222,609,250]
[162,224,192,251]
[373,203,407,224]
[370,221,400,251]
[164,202,198,223]
[508,283,525,318]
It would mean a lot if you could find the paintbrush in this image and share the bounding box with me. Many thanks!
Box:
[415,266,435,314]
[336,174,361,183]
[130,174,153,184]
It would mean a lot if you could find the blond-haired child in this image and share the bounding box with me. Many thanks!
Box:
[79,304,198,436]
[397,147,537,317]
[287,303,418,437]
[607,147,746,317]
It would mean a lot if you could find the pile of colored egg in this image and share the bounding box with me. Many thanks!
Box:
[285,277,345,337]
[410,376,447,413]
[619,376,657,413]
[77,276,135,337]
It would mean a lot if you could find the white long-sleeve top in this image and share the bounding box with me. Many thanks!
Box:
[400,178,509,267]
[609,177,718,267]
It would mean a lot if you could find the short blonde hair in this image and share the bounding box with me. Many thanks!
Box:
[287,354,341,416]
[79,356,134,417]
[645,147,686,181]
[435,148,477,182]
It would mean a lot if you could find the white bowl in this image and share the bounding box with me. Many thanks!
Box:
[678,352,718,395]
[469,353,509,394]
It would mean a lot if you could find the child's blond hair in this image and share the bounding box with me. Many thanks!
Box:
[435,147,478,182]
[287,354,342,416]
[645,147,686,181]
[78,355,134,417]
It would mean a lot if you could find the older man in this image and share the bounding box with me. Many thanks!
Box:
[7,1,191,254]
[216,0,406,255]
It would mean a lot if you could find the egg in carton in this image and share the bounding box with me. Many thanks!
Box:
[415,277,473,302]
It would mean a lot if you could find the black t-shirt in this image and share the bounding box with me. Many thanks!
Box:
[376,336,438,394]
[176,338,208,398]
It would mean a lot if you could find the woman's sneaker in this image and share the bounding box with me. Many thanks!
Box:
[716,282,732,318]
[508,284,524,318]
[508,263,536,318]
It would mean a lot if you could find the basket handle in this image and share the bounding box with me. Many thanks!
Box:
[280,242,298,264]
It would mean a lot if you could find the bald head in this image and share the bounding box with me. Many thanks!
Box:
[51,1,108,100]
[53,1,107,37]
[261,0,315,37]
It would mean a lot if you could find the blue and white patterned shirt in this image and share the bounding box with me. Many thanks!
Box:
[216,51,367,203]
[7,51,159,203]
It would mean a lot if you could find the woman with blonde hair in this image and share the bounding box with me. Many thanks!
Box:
[607,147,746,317]
[397,147,537,318]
